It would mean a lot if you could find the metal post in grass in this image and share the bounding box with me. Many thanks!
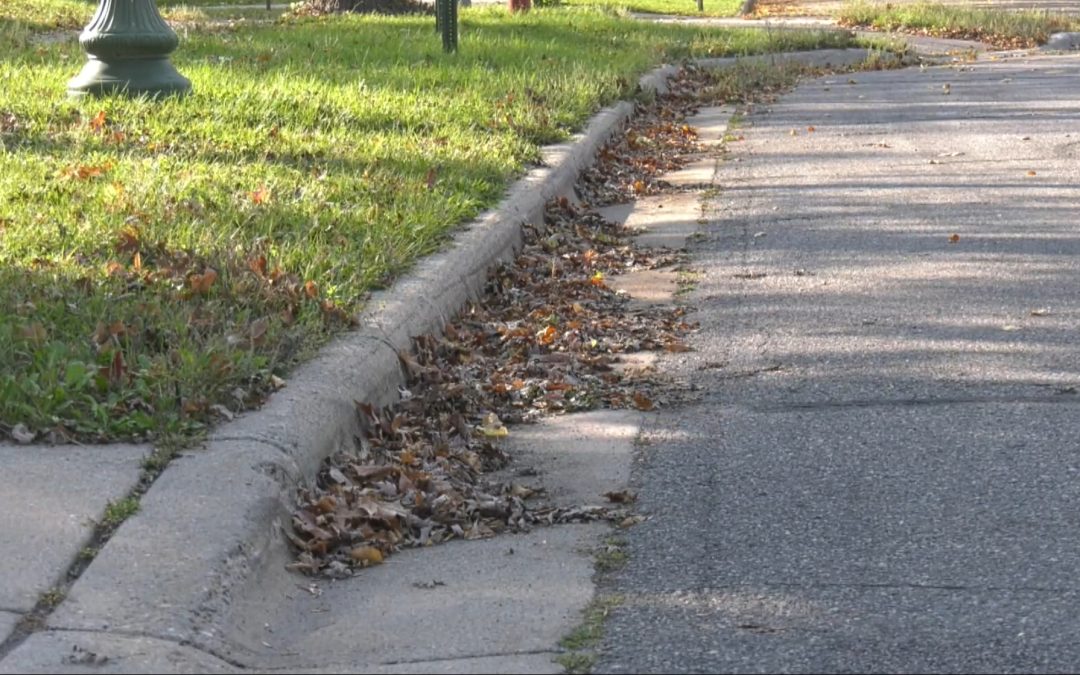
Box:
[436,0,458,53]
[68,0,192,98]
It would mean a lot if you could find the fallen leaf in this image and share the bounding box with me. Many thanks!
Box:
[88,110,107,132]
[17,322,47,345]
[632,391,655,411]
[949,234,961,243]
[249,317,270,345]
[189,268,218,294]
[250,185,270,204]
[349,546,384,566]
[315,495,337,513]
[101,350,126,386]
[1026,170,1037,177]
[10,423,36,444]
[480,412,509,438]
[604,489,638,504]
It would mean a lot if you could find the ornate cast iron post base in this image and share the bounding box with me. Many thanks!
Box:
[68,0,191,99]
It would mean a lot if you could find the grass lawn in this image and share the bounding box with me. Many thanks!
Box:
[837,1,1080,48]
[0,1,853,443]
[563,0,745,18]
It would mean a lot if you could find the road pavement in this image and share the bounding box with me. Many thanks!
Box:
[596,51,1080,673]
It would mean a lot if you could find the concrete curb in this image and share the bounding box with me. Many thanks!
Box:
[19,49,877,665]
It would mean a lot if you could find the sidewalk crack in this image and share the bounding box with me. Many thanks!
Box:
[36,627,248,670]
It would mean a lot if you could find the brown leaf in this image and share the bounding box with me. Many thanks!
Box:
[949,234,961,244]
[101,350,126,386]
[315,495,337,514]
[88,110,107,132]
[115,227,141,254]
[189,268,218,294]
[632,391,655,411]
[604,489,638,504]
[249,254,268,277]
[350,464,400,482]
[249,185,270,204]
[17,322,47,345]
[249,317,270,345]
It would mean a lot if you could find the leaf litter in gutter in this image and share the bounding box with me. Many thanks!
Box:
[288,66,718,577]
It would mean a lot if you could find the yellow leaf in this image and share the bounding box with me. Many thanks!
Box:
[349,546,384,566]
[480,412,509,438]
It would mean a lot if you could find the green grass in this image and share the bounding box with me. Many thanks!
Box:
[0,6,853,443]
[838,1,1080,48]
[1,0,92,31]
[101,497,140,526]
[564,0,743,18]
[0,0,277,33]
[558,594,624,673]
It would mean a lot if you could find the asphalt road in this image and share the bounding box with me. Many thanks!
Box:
[596,53,1080,673]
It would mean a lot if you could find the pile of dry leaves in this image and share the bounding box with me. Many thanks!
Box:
[288,67,712,576]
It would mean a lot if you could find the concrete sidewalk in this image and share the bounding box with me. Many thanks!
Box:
[596,45,1080,674]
